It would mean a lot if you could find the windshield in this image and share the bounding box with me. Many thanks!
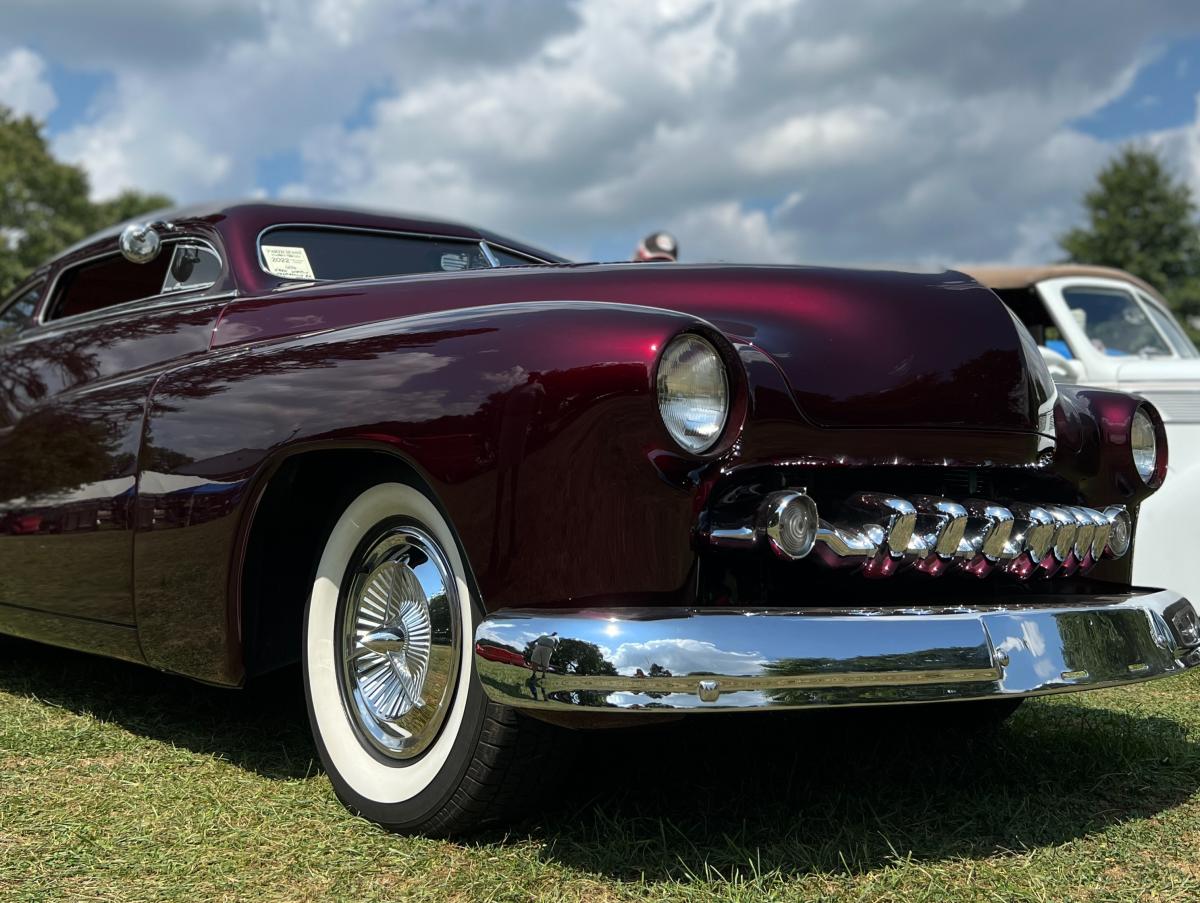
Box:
[1062,286,1173,358]
[1140,294,1199,358]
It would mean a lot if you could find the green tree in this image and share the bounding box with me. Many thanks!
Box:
[1060,145,1200,329]
[0,105,170,297]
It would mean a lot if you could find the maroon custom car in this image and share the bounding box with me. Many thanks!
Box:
[0,202,1195,835]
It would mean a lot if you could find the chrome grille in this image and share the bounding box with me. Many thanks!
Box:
[708,490,1130,581]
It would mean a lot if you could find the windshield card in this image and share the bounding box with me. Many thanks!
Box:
[261,245,315,280]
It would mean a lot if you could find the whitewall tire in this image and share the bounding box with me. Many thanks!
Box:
[303,481,560,834]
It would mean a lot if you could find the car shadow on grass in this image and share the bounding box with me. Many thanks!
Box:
[2,634,1197,880]
[0,635,318,780]
[514,699,1200,881]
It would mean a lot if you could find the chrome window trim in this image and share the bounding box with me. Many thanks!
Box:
[255,222,553,280]
[481,241,546,266]
[0,278,47,340]
[16,290,239,341]
[478,241,500,267]
[37,236,227,328]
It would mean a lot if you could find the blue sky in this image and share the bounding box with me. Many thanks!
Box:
[1075,37,1200,140]
[3,1,1200,265]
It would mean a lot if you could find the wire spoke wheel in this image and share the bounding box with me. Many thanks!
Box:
[339,523,460,761]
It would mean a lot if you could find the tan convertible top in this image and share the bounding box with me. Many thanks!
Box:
[959,264,1167,303]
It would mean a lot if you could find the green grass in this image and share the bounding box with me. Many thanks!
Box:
[2,634,1200,902]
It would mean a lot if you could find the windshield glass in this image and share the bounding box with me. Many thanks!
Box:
[1062,286,1172,357]
[1140,294,1199,358]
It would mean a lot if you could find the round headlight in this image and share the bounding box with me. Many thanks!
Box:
[1131,407,1157,483]
[657,334,729,453]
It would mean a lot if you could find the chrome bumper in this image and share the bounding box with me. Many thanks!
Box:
[474,590,1200,713]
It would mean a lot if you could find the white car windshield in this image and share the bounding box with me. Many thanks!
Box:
[1062,286,1193,358]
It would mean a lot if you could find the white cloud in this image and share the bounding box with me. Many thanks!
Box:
[609,638,764,677]
[0,47,56,119]
[737,106,891,174]
[5,0,1200,266]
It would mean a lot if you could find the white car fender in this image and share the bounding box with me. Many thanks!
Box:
[1133,421,1200,604]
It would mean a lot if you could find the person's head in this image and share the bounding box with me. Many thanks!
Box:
[634,231,678,262]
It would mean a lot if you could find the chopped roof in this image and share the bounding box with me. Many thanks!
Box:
[52,199,567,268]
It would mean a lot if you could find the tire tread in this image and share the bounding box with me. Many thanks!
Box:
[420,701,566,835]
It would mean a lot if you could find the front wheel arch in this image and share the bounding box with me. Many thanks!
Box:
[236,445,478,683]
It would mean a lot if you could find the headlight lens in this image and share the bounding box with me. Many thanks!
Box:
[657,334,729,453]
[1131,407,1157,483]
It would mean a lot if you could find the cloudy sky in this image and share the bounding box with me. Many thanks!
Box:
[3,0,1200,265]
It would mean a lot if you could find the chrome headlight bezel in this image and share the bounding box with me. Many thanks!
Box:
[656,333,730,454]
[1131,405,1158,484]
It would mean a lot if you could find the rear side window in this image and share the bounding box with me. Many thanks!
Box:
[47,240,222,321]
[0,282,43,339]
[259,227,491,281]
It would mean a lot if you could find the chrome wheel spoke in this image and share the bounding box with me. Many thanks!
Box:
[338,524,460,761]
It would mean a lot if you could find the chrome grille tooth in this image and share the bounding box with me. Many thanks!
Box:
[1091,509,1114,558]
[848,494,918,558]
[1043,505,1078,562]
[1008,503,1057,562]
[962,500,1016,561]
[910,496,968,558]
[1068,506,1097,559]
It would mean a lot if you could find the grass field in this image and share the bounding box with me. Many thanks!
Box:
[2,634,1200,902]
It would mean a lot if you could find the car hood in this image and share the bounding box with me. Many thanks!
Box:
[626,265,1043,434]
[218,263,1045,435]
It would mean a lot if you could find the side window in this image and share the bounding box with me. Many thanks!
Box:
[0,282,43,339]
[47,240,221,321]
[259,227,491,281]
[162,244,222,294]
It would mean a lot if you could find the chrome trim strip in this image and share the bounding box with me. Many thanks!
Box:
[16,290,238,342]
[475,590,1198,713]
[478,241,500,267]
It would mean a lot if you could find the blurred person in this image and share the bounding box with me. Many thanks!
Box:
[633,231,678,262]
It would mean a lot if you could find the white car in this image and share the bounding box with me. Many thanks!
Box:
[965,264,1200,605]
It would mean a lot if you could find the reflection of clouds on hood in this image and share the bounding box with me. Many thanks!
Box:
[482,365,530,392]
[610,638,763,677]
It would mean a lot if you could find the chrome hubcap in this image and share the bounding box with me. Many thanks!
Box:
[340,524,460,760]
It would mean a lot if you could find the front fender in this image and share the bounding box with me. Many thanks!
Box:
[133,301,722,683]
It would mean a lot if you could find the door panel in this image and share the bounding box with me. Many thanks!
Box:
[0,298,227,625]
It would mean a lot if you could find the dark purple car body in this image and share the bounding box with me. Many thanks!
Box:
[0,201,1193,834]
